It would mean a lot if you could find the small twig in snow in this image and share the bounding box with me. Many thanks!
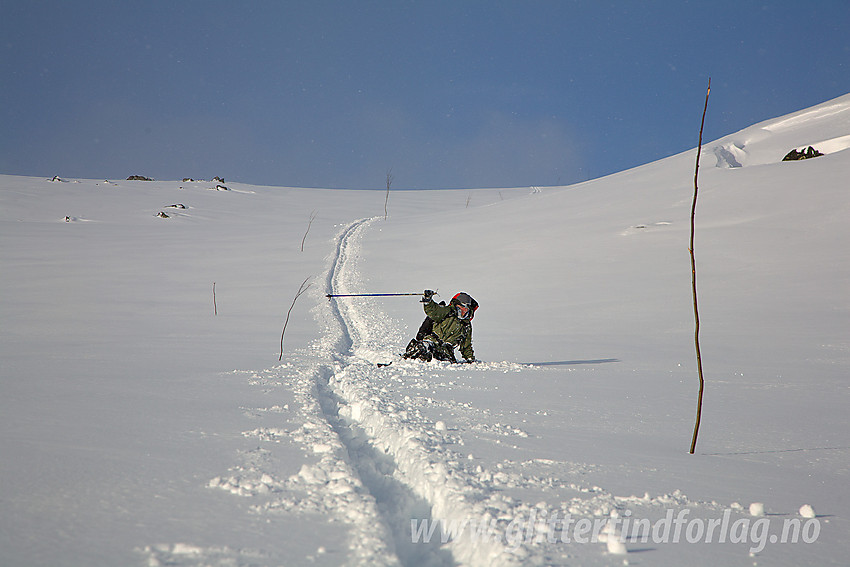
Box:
[384,168,393,220]
[301,210,317,252]
[279,277,312,361]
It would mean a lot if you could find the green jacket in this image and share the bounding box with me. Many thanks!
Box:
[423,299,474,361]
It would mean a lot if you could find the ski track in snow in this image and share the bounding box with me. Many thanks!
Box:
[316,218,517,566]
[141,218,744,567]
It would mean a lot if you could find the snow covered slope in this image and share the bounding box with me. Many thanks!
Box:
[1,94,848,566]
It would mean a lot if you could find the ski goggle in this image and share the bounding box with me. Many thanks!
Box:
[456,303,475,320]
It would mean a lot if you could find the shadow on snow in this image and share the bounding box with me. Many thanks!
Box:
[523,358,620,367]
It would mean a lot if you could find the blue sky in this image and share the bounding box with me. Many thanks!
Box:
[2,1,848,189]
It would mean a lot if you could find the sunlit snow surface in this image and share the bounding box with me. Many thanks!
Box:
[1,94,849,566]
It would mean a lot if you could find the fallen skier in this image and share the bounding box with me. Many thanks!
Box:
[403,290,478,363]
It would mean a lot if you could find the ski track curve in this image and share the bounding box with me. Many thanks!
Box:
[319,218,523,567]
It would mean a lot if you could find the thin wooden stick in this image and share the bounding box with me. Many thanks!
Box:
[279,277,312,361]
[384,168,393,220]
[689,78,711,454]
[301,210,317,252]
[213,282,217,315]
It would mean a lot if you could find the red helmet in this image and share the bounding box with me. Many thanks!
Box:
[451,292,478,320]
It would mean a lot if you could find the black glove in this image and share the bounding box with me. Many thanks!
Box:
[421,289,436,303]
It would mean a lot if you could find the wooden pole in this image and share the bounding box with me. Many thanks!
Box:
[689,78,711,454]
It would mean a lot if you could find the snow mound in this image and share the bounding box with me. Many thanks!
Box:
[799,504,817,519]
[711,93,850,167]
[713,142,746,168]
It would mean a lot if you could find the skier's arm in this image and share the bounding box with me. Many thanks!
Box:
[423,299,452,322]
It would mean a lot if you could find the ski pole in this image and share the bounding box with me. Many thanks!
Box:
[326,292,423,299]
